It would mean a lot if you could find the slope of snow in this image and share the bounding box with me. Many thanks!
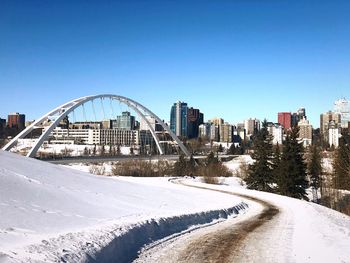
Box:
[0,150,245,262]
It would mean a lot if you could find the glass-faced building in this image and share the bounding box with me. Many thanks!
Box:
[170,101,188,137]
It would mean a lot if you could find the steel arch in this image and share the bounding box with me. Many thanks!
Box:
[2,94,190,158]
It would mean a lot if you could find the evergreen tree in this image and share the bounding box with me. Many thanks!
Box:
[187,154,196,176]
[308,145,322,201]
[173,154,188,176]
[245,120,274,192]
[206,151,218,165]
[277,127,309,200]
[83,147,89,156]
[218,144,224,153]
[116,144,121,155]
[271,143,282,192]
[228,143,236,155]
[332,137,350,190]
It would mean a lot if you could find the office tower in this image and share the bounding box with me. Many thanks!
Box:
[298,117,313,146]
[235,123,246,142]
[187,107,203,139]
[328,120,340,148]
[292,108,307,127]
[7,113,25,130]
[0,118,6,136]
[244,118,260,136]
[219,123,233,143]
[210,125,219,141]
[278,112,291,130]
[210,118,224,126]
[114,111,135,130]
[199,123,211,138]
[170,101,188,137]
[297,108,306,119]
[266,122,283,145]
[334,98,350,128]
[140,116,156,131]
[320,111,341,142]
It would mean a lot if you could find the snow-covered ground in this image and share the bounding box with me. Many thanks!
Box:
[1,150,350,262]
[171,179,350,263]
[224,155,253,173]
[0,150,245,262]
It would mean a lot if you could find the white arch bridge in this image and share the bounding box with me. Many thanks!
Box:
[2,94,190,158]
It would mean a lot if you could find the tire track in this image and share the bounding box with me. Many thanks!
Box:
[175,181,279,262]
[135,181,280,263]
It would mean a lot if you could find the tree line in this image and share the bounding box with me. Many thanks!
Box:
[245,119,350,213]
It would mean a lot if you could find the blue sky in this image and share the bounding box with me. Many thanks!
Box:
[1,0,349,128]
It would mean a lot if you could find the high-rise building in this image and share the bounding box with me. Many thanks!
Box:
[210,118,224,126]
[140,116,155,131]
[0,118,6,136]
[170,101,188,137]
[114,111,135,130]
[328,121,341,148]
[198,123,211,138]
[334,98,350,129]
[266,122,283,145]
[278,112,291,130]
[291,108,307,127]
[244,118,260,136]
[297,108,306,119]
[298,117,313,146]
[235,123,246,142]
[320,111,341,142]
[187,107,203,139]
[140,116,163,132]
[7,113,25,130]
[210,125,219,141]
[219,123,233,143]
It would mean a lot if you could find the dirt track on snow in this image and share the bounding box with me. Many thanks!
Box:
[135,182,281,263]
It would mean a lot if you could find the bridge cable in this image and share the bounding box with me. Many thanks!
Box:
[109,98,116,121]
[82,104,87,123]
[91,100,97,122]
[100,98,106,120]
[72,109,76,124]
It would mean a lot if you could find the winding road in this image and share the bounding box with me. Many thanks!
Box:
[134,181,294,263]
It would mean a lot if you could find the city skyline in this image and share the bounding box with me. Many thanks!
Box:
[1,1,350,128]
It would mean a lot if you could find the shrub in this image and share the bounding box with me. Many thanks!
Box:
[197,162,232,185]
[89,165,106,175]
[111,160,173,177]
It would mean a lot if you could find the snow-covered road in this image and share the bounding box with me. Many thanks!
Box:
[135,180,350,263]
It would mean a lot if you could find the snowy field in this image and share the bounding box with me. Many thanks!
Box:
[0,150,246,262]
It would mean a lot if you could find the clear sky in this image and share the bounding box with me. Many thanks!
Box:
[1,0,349,128]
